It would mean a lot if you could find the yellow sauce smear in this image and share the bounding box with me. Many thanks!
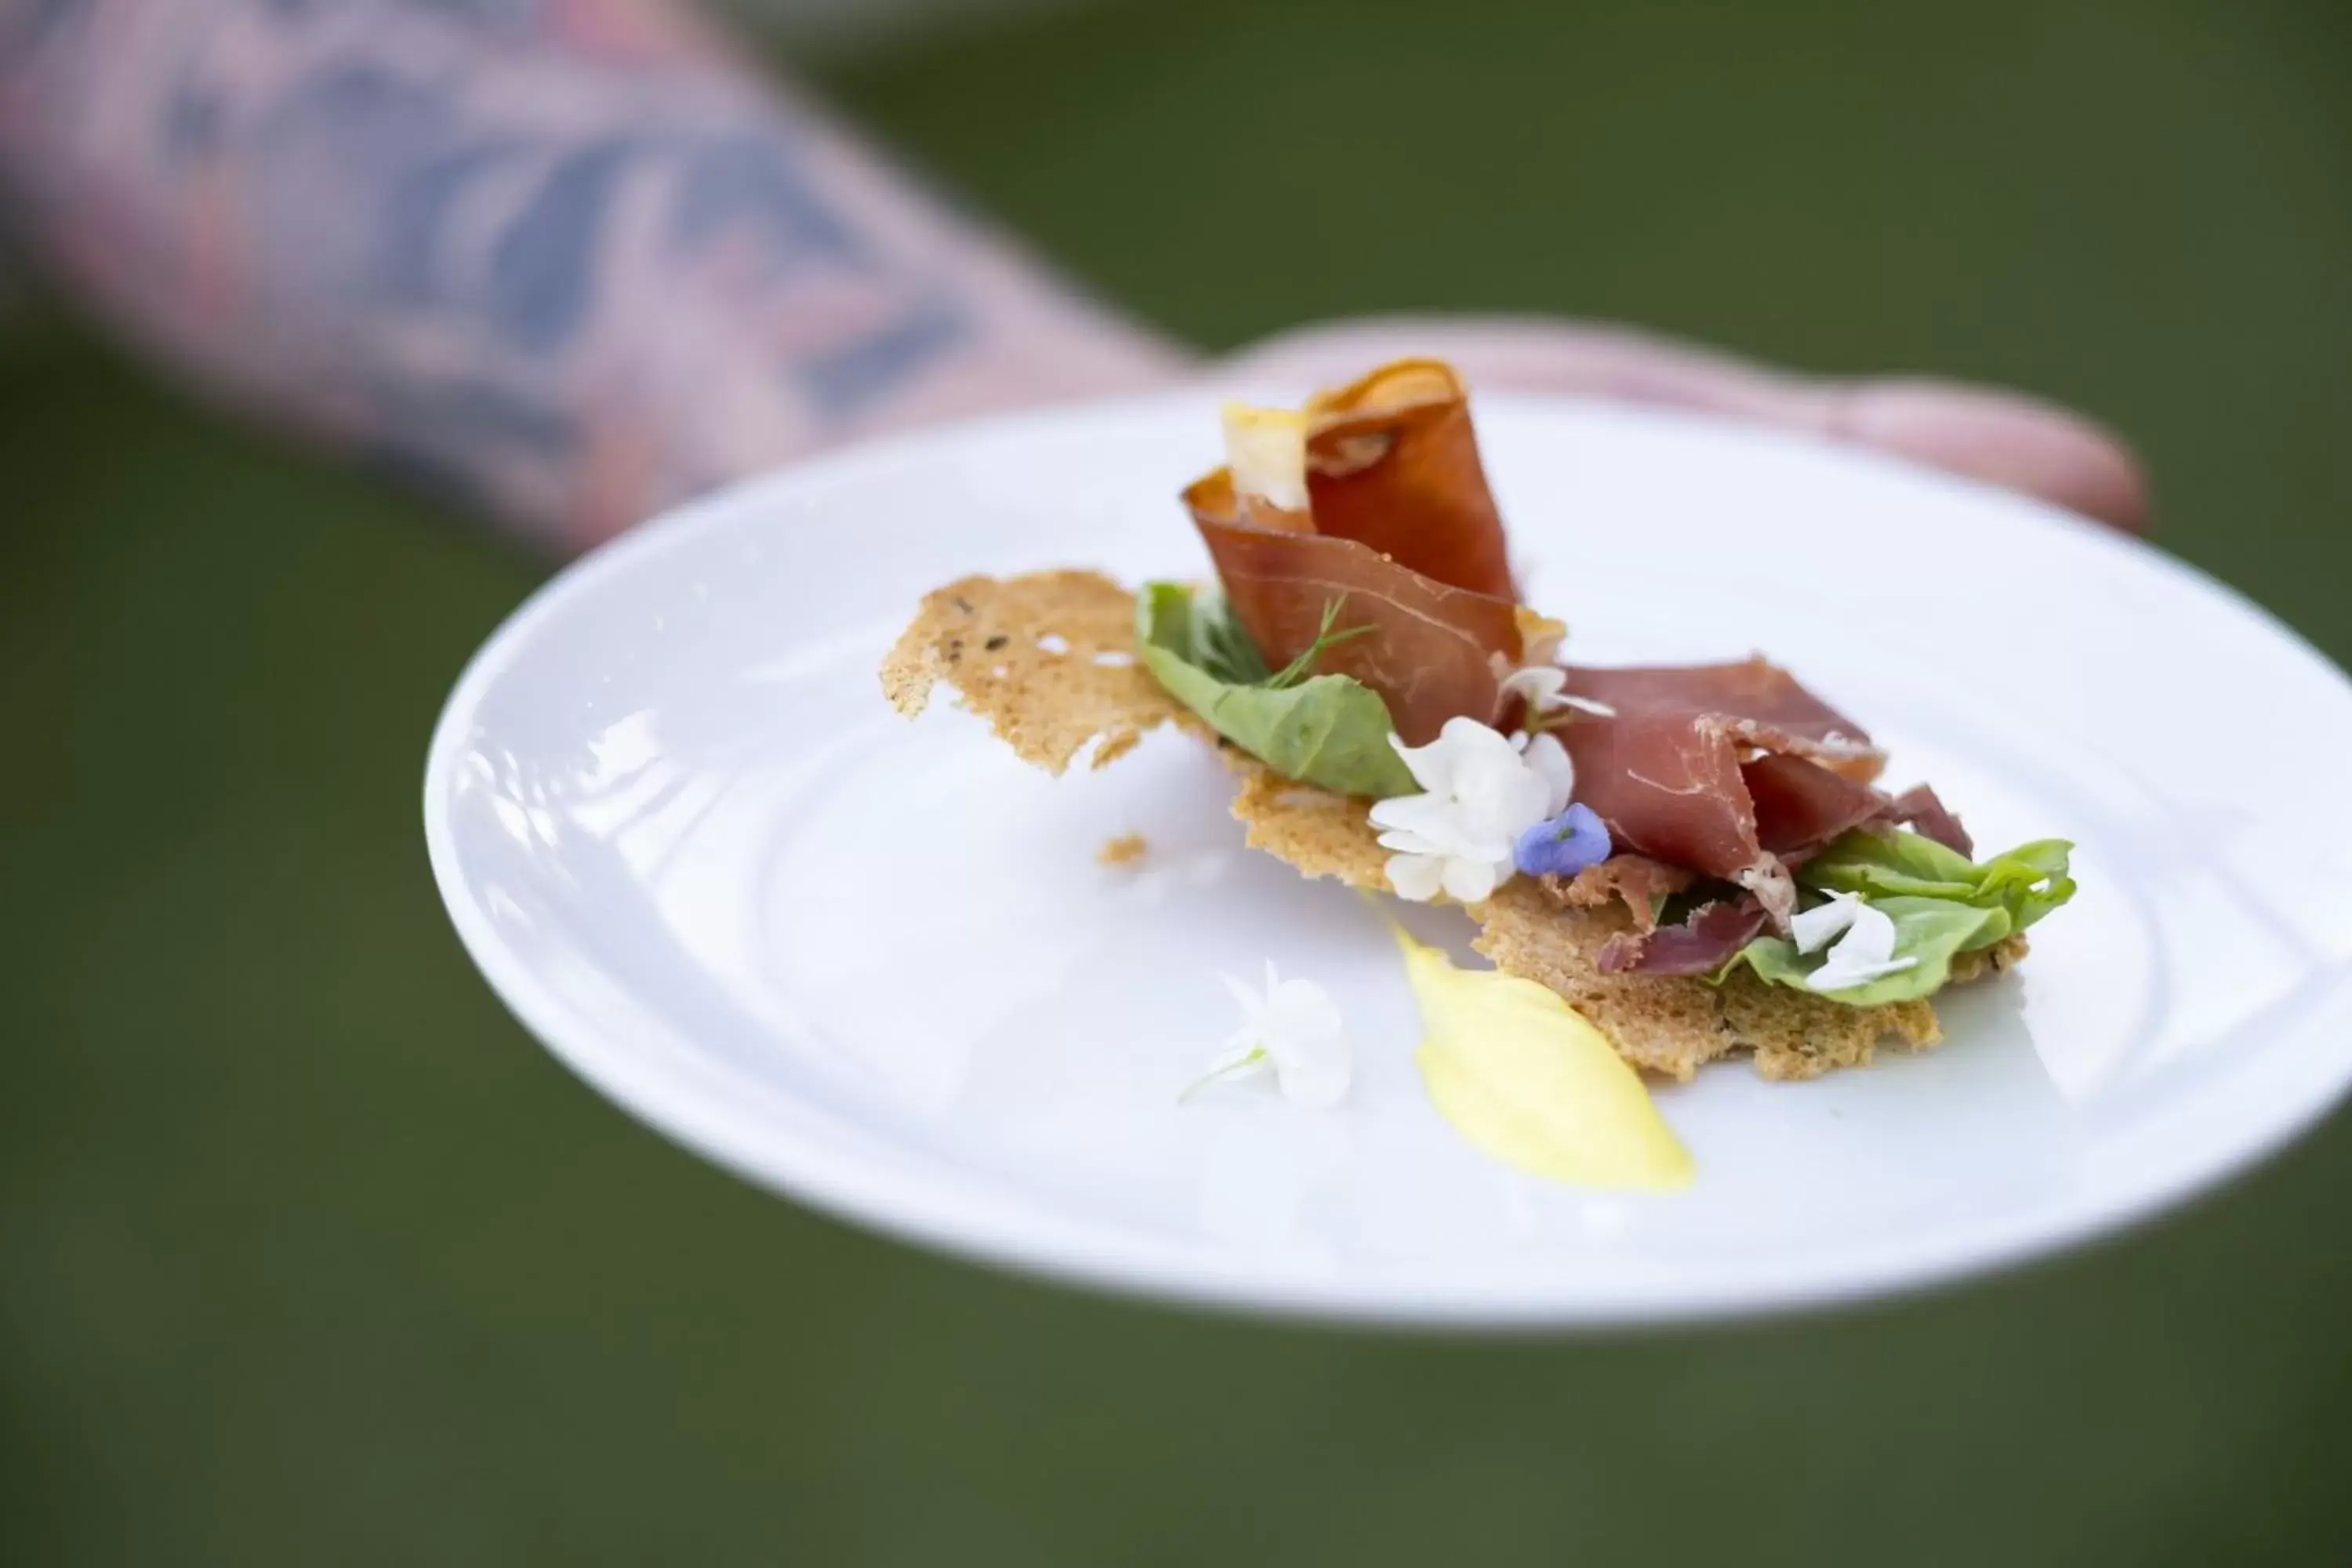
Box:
[1394,926,1694,1191]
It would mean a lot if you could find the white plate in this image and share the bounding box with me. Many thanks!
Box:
[424,392,2352,1327]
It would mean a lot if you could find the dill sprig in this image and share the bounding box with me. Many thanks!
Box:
[1263,597,1376,690]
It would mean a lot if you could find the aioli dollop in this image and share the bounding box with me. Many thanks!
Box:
[1395,927,1693,1191]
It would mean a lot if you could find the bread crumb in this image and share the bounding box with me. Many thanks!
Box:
[1098,833,1149,866]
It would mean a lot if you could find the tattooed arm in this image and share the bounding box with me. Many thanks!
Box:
[0,0,2147,554]
[0,0,1182,550]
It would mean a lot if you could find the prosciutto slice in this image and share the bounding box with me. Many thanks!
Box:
[1744,753,1890,855]
[1567,659,1884,782]
[1560,660,1888,926]
[1599,896,1769,976]
[1545,853,1696,933]
[1181,360,1525,746]
[1887,783,1973,857]
[1185,484,1521,746]
[1298,359,1519,601]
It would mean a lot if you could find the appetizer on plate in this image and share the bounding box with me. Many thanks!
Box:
[882,359,2075,1083]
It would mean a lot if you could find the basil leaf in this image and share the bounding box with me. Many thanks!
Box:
[1136,581,1417,799]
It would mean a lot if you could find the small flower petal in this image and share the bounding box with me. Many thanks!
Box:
[1501,664,1570,710]
[1521,731,1577,816]
[1385,852,1447,902]
[1267,975,1344,1044]
[1831,900,1900,968]
[1198,964,1352,1108]
[1514,802,1612,878]
[1272,1031,1352,1109]
[1440,854,1507,904]
[1372,715,1580,904]
[1451,750,1552,845]
[1388,730,1461,797]
[1368,791,1469,844]
[1791,891,1863,955]
[1807,955,1920,992]
[1803,898,1915,991]
[1217,971,1267,1025]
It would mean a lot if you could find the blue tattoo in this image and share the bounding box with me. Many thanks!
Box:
[669,132,862,268]
[378,136,524,302]
[798,292,970,418]
[15,0,982,522]
[0,0,83,71]
[485,137,633,352]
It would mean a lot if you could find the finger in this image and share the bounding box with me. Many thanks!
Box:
[1805,379,2151,537]
[1214,316,2150,534]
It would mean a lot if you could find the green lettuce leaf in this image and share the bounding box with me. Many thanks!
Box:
[1801,829,2077,934]
[1135,581,1417,799]
[1719,829,2077,1006]
[1720,895,2013,1006]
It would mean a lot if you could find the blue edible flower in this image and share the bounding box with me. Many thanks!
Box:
[1514,803,1612,878]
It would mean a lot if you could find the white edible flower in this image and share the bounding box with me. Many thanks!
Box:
[1501,664,1618,722]
[1795,891,1920,991]
[1190,961,1352,1109]
[1791,890,1863,953]
[1515,729,1577,817]
[1370,717,1555,902]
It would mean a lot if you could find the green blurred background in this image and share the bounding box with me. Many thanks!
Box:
[7,0,2352,1562]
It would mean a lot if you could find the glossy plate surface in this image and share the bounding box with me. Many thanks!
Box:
[425,393,2352,1326]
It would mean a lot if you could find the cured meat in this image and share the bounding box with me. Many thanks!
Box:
[1887,783,1973,858]
[1185,498,1521,746]
[1298,359,1518,601]
[1599,896,1769,976]
[1178,359,1528,746]
[1559,706,1766,887]
[1567,659,1884,782]
[1544,854,1696,933]
[1179,363,1983,934]
[1559,661,1887,926]
[1744,753,1890,855]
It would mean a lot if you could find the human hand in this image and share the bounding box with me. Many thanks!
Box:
[1214,315,2149,535]
[3,2,2146,550]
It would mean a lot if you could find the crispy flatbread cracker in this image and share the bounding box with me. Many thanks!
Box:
[880,570,1183,774]
[1227,764,1392,887]
[886,572,2022,1080]
[1949,935,2029,985]
[1465,883,1940,1081]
